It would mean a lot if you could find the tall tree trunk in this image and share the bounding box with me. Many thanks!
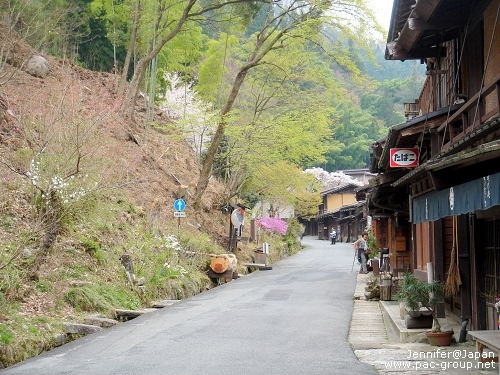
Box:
[193,69,250,205]
[192,24,285,205]
[119,0,197,119]
[117,0,141,97]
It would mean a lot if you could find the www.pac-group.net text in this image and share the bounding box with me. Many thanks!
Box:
[383,349,497,371]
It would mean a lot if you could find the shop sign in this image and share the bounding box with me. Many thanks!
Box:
[390,148,419,168]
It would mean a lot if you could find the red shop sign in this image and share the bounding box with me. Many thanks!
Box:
[390,148,419,168]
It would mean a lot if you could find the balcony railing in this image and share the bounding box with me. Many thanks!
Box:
[404,101,420,120]
[437,72,500,149]
[418,75,436,114]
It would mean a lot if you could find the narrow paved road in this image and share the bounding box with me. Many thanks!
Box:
[1,237,376,375]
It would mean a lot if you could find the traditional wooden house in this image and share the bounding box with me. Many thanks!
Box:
[317,182,364,242]
[369,0,500,331]
[301,170,371,239]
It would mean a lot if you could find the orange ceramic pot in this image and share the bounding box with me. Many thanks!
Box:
[425,331,454,346]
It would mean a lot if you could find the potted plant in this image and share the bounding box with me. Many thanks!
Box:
[364,275,380,300]
[367,230,379,259]
[396,272,454,346]
[365,230,380,273]
[380,272,393,286]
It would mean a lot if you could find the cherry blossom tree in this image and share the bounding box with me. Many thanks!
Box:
[304,167,363,188]
[159,72,217,157]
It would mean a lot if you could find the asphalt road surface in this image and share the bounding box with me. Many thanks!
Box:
[1,237,376,375]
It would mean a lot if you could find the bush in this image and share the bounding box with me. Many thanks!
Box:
[257,217,288,235]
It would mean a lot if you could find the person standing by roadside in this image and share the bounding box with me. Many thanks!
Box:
[330,229,337,245]
[353,232,369,274]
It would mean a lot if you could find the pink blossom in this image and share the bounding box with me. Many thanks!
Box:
[257,217,288,235]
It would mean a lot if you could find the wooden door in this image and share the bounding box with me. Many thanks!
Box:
[477,218,500,330]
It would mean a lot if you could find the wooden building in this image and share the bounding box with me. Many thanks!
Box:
[318,182,364,242]
[368,0,500,330]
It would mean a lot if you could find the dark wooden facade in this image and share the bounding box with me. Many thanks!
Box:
[368,0,500,330]
[317,183,364,243]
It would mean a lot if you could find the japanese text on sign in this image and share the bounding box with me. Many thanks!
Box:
[390,148,419,168]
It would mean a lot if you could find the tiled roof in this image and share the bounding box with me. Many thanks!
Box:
[320,181,361,196]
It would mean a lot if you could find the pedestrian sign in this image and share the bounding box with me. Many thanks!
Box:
[174,199,186,211]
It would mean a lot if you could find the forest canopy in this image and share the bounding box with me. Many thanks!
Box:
[2,0,424,208]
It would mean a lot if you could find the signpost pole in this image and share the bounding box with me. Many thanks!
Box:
[229,208,245,253]
[228,221,234,252]
[173,199,186,238]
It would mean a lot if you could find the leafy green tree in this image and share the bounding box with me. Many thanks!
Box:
[77,10,127,71]
[193,0,381,204]
[119,0,268,118]
[197,33,239,104]
[322,100,383,171]
[363,44,425,82]
[196,35,341,202]
[83,0,133,71]
[291,174,323,220]
[360,90,405,127]
[244,161,322,219]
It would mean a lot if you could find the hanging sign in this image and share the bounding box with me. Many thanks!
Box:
[390,148,419,168]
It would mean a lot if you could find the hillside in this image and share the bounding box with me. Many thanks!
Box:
[0,33,301,368]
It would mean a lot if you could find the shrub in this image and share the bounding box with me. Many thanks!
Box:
[257,217,288,235]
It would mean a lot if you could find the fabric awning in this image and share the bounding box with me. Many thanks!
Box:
[412,172,500,223]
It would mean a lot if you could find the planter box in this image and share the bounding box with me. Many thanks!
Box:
[371,259,380,275]
[405,313,433,329]
[380,285,391,301]
[404,307,433,329]
[426,331,454,346]
[381,279,392,286]
[391,285,400,300]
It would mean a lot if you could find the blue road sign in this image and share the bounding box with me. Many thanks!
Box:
[173,199,186,211]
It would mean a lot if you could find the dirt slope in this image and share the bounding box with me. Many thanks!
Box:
[0,37,227,235]
[0,31,240,367]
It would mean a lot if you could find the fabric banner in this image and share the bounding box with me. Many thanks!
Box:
[412,171,500,223]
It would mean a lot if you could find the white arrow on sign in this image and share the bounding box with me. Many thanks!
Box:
[174,199,186,211]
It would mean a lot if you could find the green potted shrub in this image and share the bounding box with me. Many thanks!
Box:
[365,230,380,274]
[367,230,379,259]
[396,272,454,346]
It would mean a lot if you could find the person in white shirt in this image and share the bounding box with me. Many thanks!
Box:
[330,230,337,244]
[353,232,369,274]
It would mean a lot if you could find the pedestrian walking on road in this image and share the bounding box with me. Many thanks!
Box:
[353,232,369,274]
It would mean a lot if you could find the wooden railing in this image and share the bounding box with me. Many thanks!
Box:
[437,72,500,148]
[418,75,436,114]
[404,101,420,119]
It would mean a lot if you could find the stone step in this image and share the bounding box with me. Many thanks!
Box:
[151,299,180,308]
[63,322,103,335]
[115,308,157,321]
[85,315,119,328]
